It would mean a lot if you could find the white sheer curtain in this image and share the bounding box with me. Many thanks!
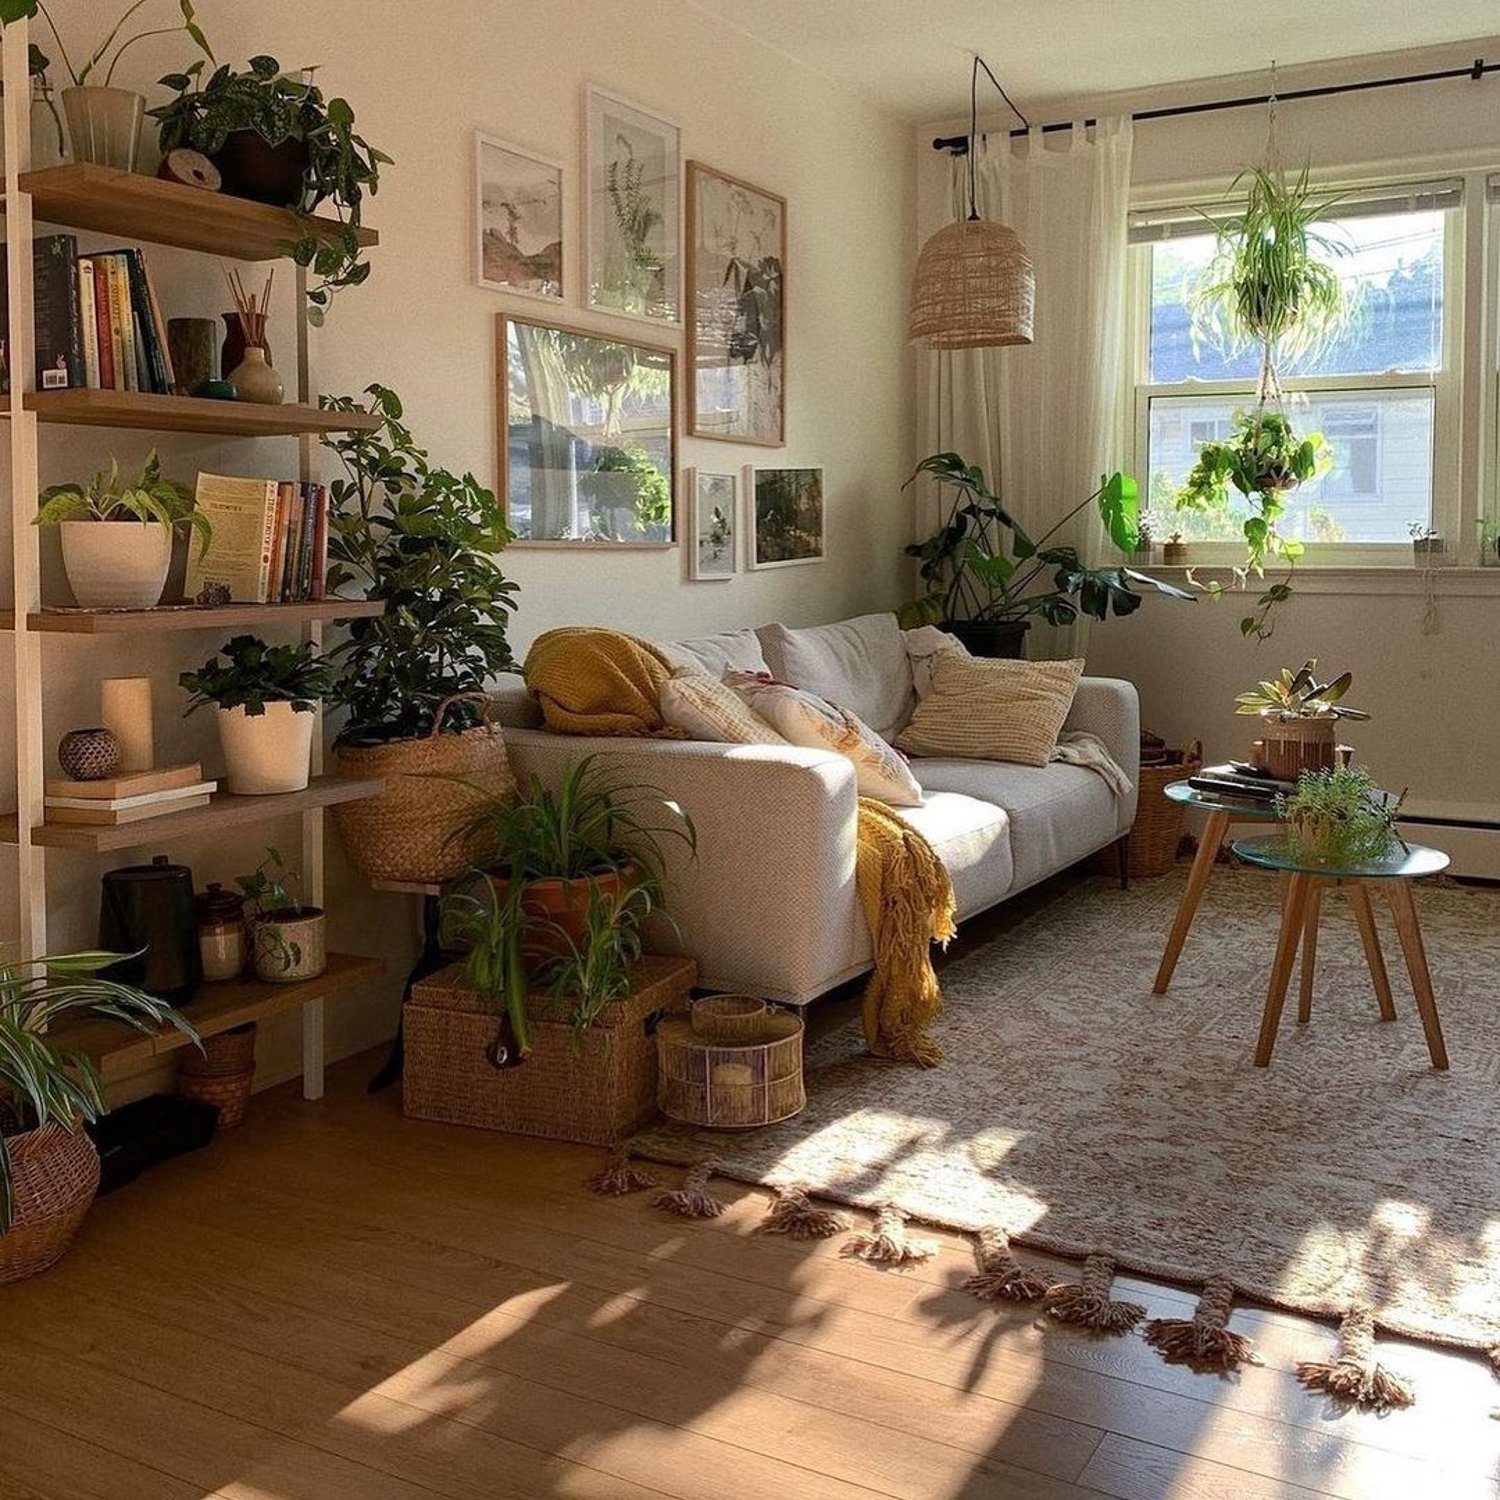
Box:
[915,118,1134,656]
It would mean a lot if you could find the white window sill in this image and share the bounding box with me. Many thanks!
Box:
[1132,564,1500,597]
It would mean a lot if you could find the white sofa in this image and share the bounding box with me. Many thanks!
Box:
[491,612,1139,1006]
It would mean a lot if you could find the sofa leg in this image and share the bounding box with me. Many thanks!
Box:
[1116,835,1130,891]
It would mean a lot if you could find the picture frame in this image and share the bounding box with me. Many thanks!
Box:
[687,468,738,580]
[686,161,786,446]
[746,465,823,569]
[583,83,682,326]
[474,130,564,301]
[497,312,677,549]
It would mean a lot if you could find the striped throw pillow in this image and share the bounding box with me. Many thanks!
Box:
[895,655,1085,767]
[659,669,788,745]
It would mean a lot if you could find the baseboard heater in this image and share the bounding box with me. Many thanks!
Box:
[1397,811,1500,882]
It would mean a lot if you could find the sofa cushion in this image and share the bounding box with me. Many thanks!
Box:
[911,758,1119,893]
[758,613,915,739]
[659,669,787,745]
[661,628,770,678]
[893,792,1013,920]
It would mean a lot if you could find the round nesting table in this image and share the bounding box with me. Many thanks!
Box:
[1231,835,1450,1070]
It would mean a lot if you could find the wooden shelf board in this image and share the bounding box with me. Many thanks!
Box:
[53,952,386,1082]
[0,599,384,634]
[2,775,384,852]
[10,164,378,260]
[0,389,381,437]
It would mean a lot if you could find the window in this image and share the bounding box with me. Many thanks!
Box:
[1129,182,1462,558]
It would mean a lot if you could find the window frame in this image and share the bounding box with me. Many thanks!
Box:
[1125,176,1469,568]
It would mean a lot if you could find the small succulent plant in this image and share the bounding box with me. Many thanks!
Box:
[1234,660,1369,723]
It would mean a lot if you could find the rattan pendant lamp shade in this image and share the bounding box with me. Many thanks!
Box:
[909,55,1035,349]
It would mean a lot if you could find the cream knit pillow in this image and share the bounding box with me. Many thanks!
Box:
[726,673,922,806]
[896,655,1085,767]
[659,669,787,745]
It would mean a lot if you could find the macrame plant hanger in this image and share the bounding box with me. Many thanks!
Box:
[1254,64,1286,422]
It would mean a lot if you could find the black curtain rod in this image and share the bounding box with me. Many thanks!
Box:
[932,55,1495,153]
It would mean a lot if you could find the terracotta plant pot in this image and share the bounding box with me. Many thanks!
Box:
[1162,542,1189,566]
[216,700,315,795]
[59,520,172,608]
[493,866,634,971]
[1252,717,1336,781]
[250,908,326,983]
[0,1123,101,1284]
[210,129,309,207]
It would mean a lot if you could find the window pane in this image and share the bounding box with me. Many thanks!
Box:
[1149,210,1445,382]
[1147,390,1434,543]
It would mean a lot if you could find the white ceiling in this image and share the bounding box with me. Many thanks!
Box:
[689,0,1500,121]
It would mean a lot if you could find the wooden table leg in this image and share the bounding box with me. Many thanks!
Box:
[1350,884,1396,1022]
[1153,808,1230,995]
[1297,882,1323,1024]
[1255,872,1310,1067]
[1385,881,1450,1070]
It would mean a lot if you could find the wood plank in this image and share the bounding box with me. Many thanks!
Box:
[13,163,378,259]
[1079,1434,1336,1500]
[0,599,383,634]
[1,774,382,852]
[48,952,384,1080]
[0,1405,198,1500]
[0,388,382,437]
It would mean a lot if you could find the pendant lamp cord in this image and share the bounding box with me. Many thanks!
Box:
[967,54,1030,221]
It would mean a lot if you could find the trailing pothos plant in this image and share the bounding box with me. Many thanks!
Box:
[35,451,211,557]
[151,54,391,325]
[320,385,518,745]
[900,453,1194,629]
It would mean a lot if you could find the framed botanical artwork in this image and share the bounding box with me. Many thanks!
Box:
[474,131,564,300]
[497,312,676,548]
[746,466,823,569]
[687,468,737,580]
[686,162,785,445]
[583,84,681,325]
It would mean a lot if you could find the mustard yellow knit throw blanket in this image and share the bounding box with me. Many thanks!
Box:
[856,795,956,1068]
[525,626,688,738]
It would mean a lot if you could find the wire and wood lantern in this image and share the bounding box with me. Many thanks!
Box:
[657,1006,805,1129]
[909,54,1035,349]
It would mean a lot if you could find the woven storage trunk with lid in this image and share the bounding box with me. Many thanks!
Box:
[404,954,695,1144]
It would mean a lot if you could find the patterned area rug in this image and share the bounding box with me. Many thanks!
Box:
[632,865,1500,1356]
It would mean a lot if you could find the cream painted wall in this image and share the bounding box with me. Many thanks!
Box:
[0,0,916,1091]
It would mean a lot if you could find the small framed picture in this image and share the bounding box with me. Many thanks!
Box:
[688,468,737,579]
[474,131,564,300]
[746,465,823,569]
[583,83,681,325]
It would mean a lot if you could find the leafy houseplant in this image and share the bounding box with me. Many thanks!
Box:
[1275,766,1403,869]
[543,882,657,1049]
[180,634,333,795]
[580,444,671,535]
[901,452,1193,656]
[1235,659,1368,781]
[236,847,324,983]
[1409,523,1445,563]
[35,452,209,610]
[0,948,197,1278]
[151,55,391,324]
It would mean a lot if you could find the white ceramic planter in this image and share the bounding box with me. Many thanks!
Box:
[216,700,316,795]
[251,908,326,983]
[60,521,172,609]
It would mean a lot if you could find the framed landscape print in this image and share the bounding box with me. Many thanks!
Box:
[497,313,676,547]
[474,131,564,300]
[687,162,785,445]
[584,84,681,325]
[747,466,822,569]
[687,468,737,579]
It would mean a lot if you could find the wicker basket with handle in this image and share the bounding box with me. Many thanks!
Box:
[0,1124,100,1284]
[332,691,516,885]
[1107,739,1203,880]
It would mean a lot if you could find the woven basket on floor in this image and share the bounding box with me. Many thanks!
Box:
[179,1023,257,1128]
[691,994,772,1042]
[404,955,696,1144]
[1100,739,1203,880]
[332,692,516,885]
[0,1124,100,1283]
[657,1011,805,1130]
[178,1067,254,1129]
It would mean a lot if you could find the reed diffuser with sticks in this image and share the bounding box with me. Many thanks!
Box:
[222,267,284,405]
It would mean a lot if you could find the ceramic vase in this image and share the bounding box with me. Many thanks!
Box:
[216,700,314,794]
[59,521,171,608]
[228,346,284,406]
[251,909,326,983]
[167,318,218,396]
[60,86,143,171]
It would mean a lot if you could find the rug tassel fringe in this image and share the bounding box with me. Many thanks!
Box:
[962,1225,1055,1303]
[1042,1253,1145,1335]
[1144,1274,1259,1372]
[587,1143,657,1196]
[760,1184,850,1240]
[842,1203,938,1266]
[650,1158,727,1219]
[1296,1304,1415,1412]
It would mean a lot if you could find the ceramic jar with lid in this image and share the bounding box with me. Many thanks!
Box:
[194,882,247,983]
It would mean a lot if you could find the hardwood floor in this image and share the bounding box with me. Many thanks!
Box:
[2,1054,1496,1500]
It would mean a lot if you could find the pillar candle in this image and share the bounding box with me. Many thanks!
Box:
[100,676,154,773]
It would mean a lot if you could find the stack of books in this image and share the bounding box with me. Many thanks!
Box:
[45,764,216,827]
[1187,763,1297,805]
[186,473,333,605]
[0,234,175,395]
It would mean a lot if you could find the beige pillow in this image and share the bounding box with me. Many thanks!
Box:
[659,669,787,745]
[726,673,922,806]
[896,655,1085,767]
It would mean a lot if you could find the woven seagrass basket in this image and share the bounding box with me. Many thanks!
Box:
[657,1011,805,1130]
[1097,739,1203,880]
[332,692,516,885]
[178,1023,257,1128]
[0,1124,100,1284]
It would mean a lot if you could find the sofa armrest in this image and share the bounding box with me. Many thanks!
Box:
[1064,677,1141,831]
[501,729,866,1004]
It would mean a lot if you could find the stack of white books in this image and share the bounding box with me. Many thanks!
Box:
[44,763,217,826]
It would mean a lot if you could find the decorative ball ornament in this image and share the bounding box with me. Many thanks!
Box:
[57,726,121,782]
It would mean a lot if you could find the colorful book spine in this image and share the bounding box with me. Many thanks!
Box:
[282,483,306,602]
[265,484,289,603]
[109,255,138,393]
[76,257,100,389]
[139,252,176,392]
[32,234,83,391]
[92,259,117,389]
[297,482,320,600]
[309,485,329,601]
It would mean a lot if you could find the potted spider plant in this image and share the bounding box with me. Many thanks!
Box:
[1234,658,1369,780]
[34,453,210,609]
[1,948,197,1283]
